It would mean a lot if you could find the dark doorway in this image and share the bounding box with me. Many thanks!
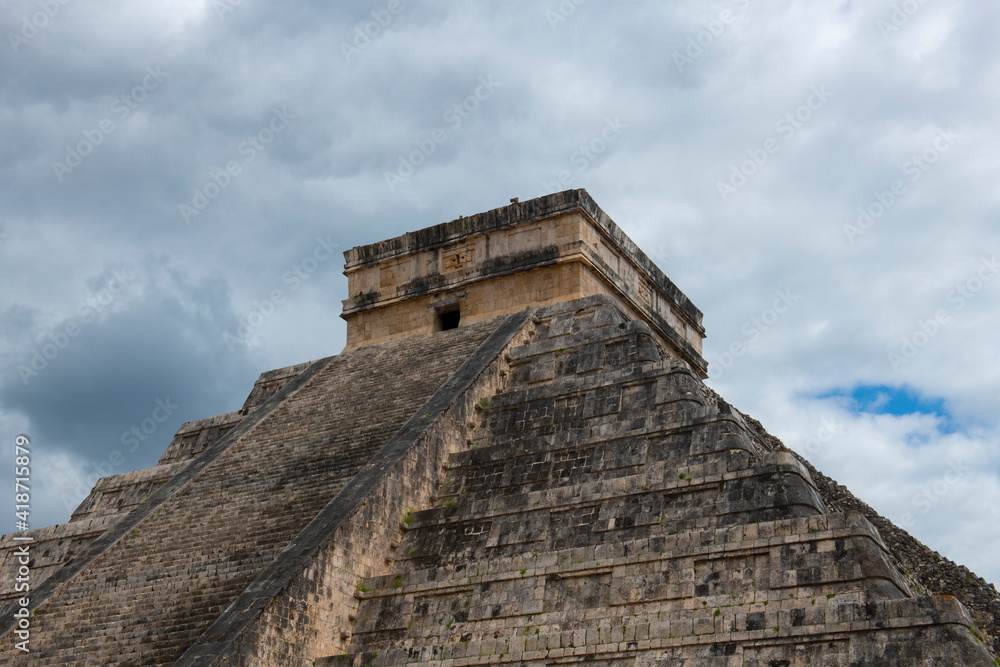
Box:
[437,308,460,331]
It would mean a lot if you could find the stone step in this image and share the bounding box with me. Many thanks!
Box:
[357,512,900,605]
[1,319,502,666]
[420,452,820,527]
[334,594,981,666]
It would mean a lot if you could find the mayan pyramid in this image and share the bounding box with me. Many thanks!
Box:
[1,189,997,665]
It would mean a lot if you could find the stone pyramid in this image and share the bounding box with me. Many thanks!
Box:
[1,189,996,665]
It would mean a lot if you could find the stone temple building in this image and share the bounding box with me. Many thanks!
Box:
[2,189,998,665]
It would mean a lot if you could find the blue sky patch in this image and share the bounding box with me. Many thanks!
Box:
[814,384,956,432]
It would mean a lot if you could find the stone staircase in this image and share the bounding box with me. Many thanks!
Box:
[0,362,312,609]
[0,318,502,666]
[327,298,993,666]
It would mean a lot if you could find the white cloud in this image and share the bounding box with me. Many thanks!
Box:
[1,0,998,586]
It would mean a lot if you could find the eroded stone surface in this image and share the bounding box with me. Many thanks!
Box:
[1,190,995,666]
[330,299,994,666]
[0,319,503,665]
[341,189,707,376]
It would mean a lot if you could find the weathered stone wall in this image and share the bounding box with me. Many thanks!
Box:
[0,364,312,616]
[67,461,189,521]
[157,412,245,465]
[0,515,119,606]
[238,361,314,414]
[344,262,578,347]
[0,319,503,664]
[724,404,1000,658]
[2,186,994,666]
[802,464,1000,657]
[341,190,707,375]
[327,297,994,666]
[178,311,536,665]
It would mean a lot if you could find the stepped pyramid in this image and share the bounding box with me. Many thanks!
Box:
[2,189,996,665]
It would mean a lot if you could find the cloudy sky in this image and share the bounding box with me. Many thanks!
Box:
[1,0,998,582]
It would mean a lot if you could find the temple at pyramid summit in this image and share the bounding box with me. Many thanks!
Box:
[2,189,998,665]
